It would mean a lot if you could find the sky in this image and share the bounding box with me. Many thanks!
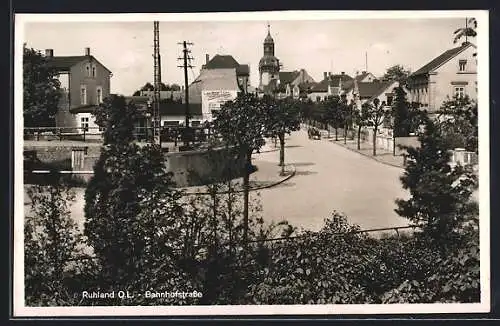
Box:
[22,14,475,96]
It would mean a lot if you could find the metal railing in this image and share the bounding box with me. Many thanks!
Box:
[60,224,422,263]
[24,125,219,144]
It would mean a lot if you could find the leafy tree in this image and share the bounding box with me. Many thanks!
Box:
[169,83,182,91]
[212,93,268,247]
[353,102,371,150]
[264,97,301,174]
[133,82,182,96]
[395,115,478,248]
[437,95,478,154]
[341,96,354,144]
[247,212,375,304]
[84,95,184,289]
[323,95,344,140]
[365,98,390,156]
[23,47,62,128]
[383,64,412,84]
[454,17,477,44]
[391,86,413,138]
[299,98,315,124]
[25,182,85,306]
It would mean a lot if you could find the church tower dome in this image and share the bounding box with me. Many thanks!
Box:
[259,23,280,93]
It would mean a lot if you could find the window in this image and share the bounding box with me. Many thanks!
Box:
[316,96,321,102]
[92,66,96,77]
[85,64,91,77]
[96,87,103,104]
[386,94,394,106]
[459,59,467,72]
[80,86,87,105]
[454,86,465,98]
[81,117,89,131]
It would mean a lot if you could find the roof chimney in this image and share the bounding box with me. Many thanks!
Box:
[341,71,345,75]
[362,70,367,74]
[329,72,332,77]
[45,49,54,57]
[84,47,90,56]
[323,72,327,79]
[206,54,210,64]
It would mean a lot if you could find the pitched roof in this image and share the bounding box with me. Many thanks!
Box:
[411,42,474,77]
[355,71,371,82]
[204,55,240,69]
[357,81,395,99]
[47,55,112,73]
[158,102,203,116]
[125,97,203,116]
[279,71,301,85]
[311,74,353,92]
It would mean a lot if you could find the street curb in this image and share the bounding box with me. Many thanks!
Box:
[331,141,405,170]
[183,164,297,196]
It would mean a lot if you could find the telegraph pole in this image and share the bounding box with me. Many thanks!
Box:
[177,41,194,147]
[153,21,162,147]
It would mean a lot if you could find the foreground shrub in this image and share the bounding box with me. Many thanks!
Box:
[25,183,85,306]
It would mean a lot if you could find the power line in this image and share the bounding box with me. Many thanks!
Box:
[177,41,195,147]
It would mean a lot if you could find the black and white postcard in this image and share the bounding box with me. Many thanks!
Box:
[14,10,490,317]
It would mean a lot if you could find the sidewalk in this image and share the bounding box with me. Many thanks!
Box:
[325,136,405,169]
[183,159,296,195]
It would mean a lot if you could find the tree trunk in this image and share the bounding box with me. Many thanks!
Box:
[372,127,377,156]
[279,133,285,175]
[243,152,251,249]
[344,124,348,144]
[335,127,338,141]
[393,134,396,156]
[357,126,362,150]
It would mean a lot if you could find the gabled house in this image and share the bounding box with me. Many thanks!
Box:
[354,71,377,83]
[345,79,402,109]
[201,54,250,94]
[406,42,477,112]
[308,72,353,102]
[46,47,112,132]
[276,69,316,99]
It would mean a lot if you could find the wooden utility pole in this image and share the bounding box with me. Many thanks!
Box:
[177,41,194,147]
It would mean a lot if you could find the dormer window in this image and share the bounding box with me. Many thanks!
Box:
[459,59,467,72]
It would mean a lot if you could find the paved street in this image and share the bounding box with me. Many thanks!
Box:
[252,129,410,232]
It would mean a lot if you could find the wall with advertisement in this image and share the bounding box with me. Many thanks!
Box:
[201,89,238,120]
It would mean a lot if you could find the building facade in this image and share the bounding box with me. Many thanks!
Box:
[46,47,112,132]
[276,69,316,99]
[406,42,477,112]
[258,25,281,94]
[190,54,248,121]
[308,72,354,102]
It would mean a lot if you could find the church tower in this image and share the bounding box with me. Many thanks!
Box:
[258,24,280,93]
